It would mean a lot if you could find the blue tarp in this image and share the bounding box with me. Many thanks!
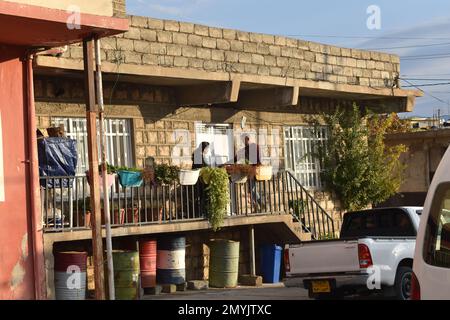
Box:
[38,137,78,188]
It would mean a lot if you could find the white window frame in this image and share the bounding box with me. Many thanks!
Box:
[51,117,134,174]
[284,125,328,190]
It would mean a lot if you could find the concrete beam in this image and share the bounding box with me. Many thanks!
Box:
[35,56,422,100]
[175,80,240,106]
[44,214,296,243]
[361,95,416,113]
[237,87,298,109]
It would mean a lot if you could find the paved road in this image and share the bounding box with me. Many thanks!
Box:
[145,284,310,300]
[144,283,389,300]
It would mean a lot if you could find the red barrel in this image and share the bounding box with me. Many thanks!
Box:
[139,239,157,288]
[54,251,88,272]
[54,251,88,300]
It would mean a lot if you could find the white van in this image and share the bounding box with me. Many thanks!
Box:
[412,147,450,300]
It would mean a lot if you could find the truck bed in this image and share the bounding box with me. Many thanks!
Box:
[286,239,361,276]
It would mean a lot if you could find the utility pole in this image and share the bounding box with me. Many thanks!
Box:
[83,38,105,300]
[438,109,441,128]
[95,38,115,300]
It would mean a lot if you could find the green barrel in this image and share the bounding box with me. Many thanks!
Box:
[112,250,140,300]
[209,240,240,288]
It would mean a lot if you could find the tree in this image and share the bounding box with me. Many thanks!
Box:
[313,105,407,211]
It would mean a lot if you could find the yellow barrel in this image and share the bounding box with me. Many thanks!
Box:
[112,250,140,300]
[209,240,240,288]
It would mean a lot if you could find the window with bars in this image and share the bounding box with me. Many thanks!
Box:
[284,126,328,189]
[51,117,133,174]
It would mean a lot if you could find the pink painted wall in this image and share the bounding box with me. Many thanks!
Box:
[0,45,35,299]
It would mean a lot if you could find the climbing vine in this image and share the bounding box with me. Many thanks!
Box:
[200,167,230,231]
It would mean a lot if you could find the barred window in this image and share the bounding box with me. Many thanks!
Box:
[51,117,133,174]
[284,126,327,189]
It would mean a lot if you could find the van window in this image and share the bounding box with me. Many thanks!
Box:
[423,183,450,269]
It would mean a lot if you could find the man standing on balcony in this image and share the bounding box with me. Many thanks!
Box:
[235,135,262,212]
[235,135,261,165]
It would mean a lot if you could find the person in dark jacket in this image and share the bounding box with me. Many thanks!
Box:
[235,135,262,211]
[235,135,261,165]
[192,141,211,169]
[192,141,211,216]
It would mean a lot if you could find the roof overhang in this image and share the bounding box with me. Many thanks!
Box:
[34,55,423,113]
[0,1,128,47]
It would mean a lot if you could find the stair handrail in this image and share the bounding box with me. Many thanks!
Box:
[284,169,336,240]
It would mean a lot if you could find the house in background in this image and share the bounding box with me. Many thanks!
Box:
[406,116,443,130]
[382,129,450,207]
[0,0,127,300]
[29,2,421,299]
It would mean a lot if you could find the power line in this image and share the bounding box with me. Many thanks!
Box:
[283,34,450,41]
[402,73,450,77]
[402,54,450,61]
[402,52,450,58]
[402,82,450,87]
[401,79,449,105]
[402,78,450,81]
[360,42,450,50]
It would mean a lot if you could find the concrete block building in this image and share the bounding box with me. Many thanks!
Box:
[2,0,421,299]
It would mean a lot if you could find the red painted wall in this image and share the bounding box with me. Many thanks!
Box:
[0,45,35,299]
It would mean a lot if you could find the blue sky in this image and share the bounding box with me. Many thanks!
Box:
[127,0,450,117]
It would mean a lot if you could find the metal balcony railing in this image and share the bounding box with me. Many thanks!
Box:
[40,170,336,240]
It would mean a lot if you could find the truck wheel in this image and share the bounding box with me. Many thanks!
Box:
[394,266,413,300]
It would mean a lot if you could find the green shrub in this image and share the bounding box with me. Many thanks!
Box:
[200,167,230,231]
[154,163,180,184]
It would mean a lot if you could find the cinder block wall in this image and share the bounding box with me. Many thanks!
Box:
[34,75,344,228]
[112,0,126,17]
[57,16,400,88]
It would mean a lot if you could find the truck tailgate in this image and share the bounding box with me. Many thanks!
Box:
[287,240,361,275]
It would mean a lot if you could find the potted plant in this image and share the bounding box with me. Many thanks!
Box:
[154,163,180,185]
[76,198,91,228]
[200,167,230,231]
[225,162,254,184]
[178,167,200,185]
[142,167,155,183]
[116,166,143,188]
[86,162,117,190]
[255,164,273,181]
[153,164,179,221]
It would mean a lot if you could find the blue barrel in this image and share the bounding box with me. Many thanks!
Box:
[260,244,282,283]
[156,236,186,285]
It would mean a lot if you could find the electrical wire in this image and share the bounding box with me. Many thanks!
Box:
[401,78,450,81]
[401,79,449,105]
[402,82,450,87]
[283,34,450,41]
[360,42,450,51]
[402,73,450,77]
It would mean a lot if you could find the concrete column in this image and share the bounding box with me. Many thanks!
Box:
[249,225,255,276]
[43,239,55,300]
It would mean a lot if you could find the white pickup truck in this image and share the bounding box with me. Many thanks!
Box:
[284,207,422,300]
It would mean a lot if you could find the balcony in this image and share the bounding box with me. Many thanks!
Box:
[40,170,335,241]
